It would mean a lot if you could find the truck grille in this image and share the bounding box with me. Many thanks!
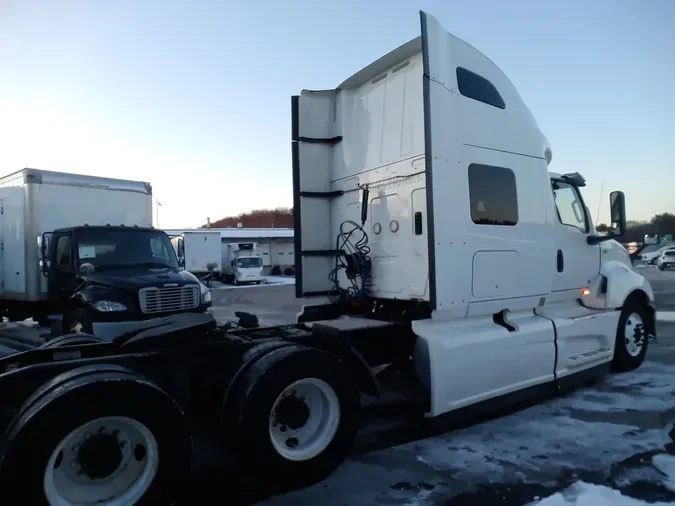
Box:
[139,285,200,314]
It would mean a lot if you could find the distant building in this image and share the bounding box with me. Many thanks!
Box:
[164,228,294,275]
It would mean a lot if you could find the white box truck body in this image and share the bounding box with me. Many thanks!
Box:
[0,169,152,307]
[221,242,263,285]
[171,231,222,277]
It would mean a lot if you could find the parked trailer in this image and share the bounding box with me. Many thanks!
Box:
[0,12,656,505]
[171,231,222,278]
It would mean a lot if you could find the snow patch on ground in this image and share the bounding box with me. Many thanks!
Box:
[563,360,675,412]
[527,481,674,505]
[408,361,675,487]
[652,454,675,492]
[262,358,675,506]
[208,276,295,290]
[2,317,39,327]
[657,311,675,323]
[263,275,296,285]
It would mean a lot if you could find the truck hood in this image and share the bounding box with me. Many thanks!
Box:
[86,266,200,292]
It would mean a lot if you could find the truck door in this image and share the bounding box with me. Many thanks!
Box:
[550,179,600,293]
[47,232,80,314]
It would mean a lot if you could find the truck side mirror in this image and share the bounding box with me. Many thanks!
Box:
[38,232,53,275]
[609,191,626,238]
[79,262,95,276]
[644,234,660,246]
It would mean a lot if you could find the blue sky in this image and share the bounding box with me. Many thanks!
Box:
[0,0,672,228]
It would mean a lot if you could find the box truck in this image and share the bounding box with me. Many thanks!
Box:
[0,13,658,505]
[171,231,222,278]
[221,242,263,285]
[0,168,212,339]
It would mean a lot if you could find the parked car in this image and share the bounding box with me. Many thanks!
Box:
[657,248,675,270]
[641,243,675,265]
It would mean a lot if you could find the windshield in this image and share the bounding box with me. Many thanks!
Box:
[665,250,675,257]
[237,257,262,269]
[75,228,178,270]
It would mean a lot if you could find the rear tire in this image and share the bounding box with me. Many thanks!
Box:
[223,345,360,489]
[0,365,191,505]
[611,297,650,372]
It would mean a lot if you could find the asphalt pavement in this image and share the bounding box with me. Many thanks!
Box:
[1,269,673,505]
[196,266,675,506]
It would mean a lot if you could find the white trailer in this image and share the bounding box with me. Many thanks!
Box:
[171,231,221,277]
[221,242,263,285]
[0,168,153,324]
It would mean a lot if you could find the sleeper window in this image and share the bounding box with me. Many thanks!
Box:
[552,180,588,233]
[468,164,518,226]
[456,67,506,109]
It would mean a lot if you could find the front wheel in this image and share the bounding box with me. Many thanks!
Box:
[223,345,360,489]
[611,297,650,372]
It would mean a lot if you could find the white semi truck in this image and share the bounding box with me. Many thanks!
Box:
[170,231,222,278]
[221,242,264,285]
[0,12,657,505]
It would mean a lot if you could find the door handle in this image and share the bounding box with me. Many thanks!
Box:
[557,249,564,272]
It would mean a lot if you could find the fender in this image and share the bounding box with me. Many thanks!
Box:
[222,340,380,411]
[582,260,655,310]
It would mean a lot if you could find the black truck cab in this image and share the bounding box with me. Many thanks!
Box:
[41,225,212,339]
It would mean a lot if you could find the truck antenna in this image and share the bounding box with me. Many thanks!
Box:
[595,182,604,226]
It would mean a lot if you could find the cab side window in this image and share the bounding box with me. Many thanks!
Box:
[468,164,518,226]
[552,181,589,233]
[54,235,73,271]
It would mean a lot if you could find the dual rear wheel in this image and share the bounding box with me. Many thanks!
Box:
[0,344,360,504]
[223,343,361,488]
[0,365,191,505]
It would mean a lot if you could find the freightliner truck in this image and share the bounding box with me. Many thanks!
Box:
[0,169,212,340]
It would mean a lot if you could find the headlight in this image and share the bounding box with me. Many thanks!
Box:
[200,283,212,304]
[93,300,127,312]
